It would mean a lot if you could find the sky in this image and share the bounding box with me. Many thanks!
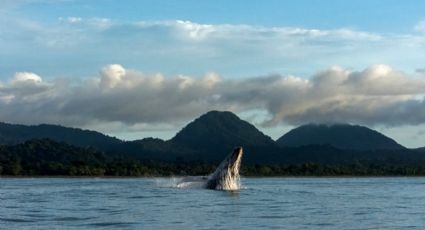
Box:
[1,0,425,147]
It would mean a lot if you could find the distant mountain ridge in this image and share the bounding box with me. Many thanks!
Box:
[276,123,405,150]
[0,122,122,151]
[0,111,417,165]
[3,111,425,176]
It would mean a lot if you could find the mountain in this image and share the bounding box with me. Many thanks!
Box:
[276,124,405,150]
[0,113,412,165]
[171,110,275,148]
[169,111,276,161]
[2,112,425,176]
[0,122,122,151]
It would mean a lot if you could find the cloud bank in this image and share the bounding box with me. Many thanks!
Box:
[1,65,425,133]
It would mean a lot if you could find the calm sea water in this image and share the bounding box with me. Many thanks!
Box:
[1,177,425,229]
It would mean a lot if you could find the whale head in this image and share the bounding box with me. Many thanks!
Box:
[206,147,243,190]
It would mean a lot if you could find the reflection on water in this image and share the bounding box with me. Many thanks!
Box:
[1,177,425,229]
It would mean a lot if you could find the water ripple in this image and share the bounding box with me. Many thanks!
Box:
[1,177,425,229]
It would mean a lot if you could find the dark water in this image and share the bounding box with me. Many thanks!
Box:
[1,177,425,229]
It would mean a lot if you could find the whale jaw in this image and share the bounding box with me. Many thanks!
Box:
[206,147,243,191]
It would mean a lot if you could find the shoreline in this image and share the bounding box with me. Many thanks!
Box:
[2,175,425,179]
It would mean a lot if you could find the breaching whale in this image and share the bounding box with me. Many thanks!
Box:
[177,147,243,191]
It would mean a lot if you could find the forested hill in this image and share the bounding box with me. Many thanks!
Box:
[167,110,277,162]
[171,111,275,148]
[277,124,404,150]
[0,112,408,154]
[0,122,122,151]
[2,111,425,176]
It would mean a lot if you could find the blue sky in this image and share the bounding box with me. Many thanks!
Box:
[1,0,425,147]
[12,0,425,32]
[2,0,425,78]
[2,0,425,77]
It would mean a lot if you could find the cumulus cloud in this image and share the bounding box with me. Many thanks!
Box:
[0,72,54,103]
[12,72,43,85]
[99,64,127,88]
[263,64,425,126]
[1,64,425,132]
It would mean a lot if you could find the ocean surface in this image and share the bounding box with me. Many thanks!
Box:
[1,177,425,229]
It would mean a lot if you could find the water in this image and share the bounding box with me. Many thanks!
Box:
[1,177,425,229]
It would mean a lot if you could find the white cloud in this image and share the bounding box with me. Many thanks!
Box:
[0,72,56,104]
[201,72,221,88]
[1,65,425,132]
[12,72,43,84]
[100,64,127,88]
[2,18,425,78]
[87,17,111,29]
[58,16,82,24]
[175,20,215,40]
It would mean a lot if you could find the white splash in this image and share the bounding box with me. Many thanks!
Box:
[175,176,208,189]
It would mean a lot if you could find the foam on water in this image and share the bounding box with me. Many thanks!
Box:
[154,177,207,189]
[154,177,182,188]
[176,181,205,189]
[175,176,208,189]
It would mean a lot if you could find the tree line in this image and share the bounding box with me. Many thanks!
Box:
[2,139,425,176]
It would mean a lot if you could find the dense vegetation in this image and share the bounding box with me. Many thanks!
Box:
[172,111,275,150]
[1,111,425,176]
[0,122,122,151]
[2,139,425,177]
[0,139,212,176]
[277,123,404,150]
